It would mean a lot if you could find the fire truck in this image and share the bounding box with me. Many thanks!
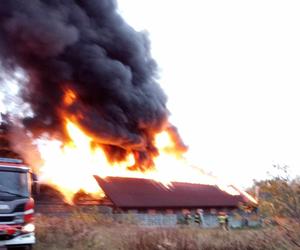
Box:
[0,158,35,250]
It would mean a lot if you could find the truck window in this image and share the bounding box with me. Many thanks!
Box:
[0,171,29,197]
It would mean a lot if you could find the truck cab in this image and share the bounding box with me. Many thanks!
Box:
[0,158,35,250]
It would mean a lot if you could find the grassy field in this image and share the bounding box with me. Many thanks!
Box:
[34,212,300,250]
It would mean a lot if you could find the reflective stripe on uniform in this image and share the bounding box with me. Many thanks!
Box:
[194,214,201,223]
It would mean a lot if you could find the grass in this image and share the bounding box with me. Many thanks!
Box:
[34,211,300,250]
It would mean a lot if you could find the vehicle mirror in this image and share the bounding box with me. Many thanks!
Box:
[31,173,40,197]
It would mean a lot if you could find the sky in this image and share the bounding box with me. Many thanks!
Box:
[118,0,300,187]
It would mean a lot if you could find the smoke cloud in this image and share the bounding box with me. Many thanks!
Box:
[0,0,185,168]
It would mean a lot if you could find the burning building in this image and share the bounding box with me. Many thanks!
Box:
[94,176,254,212]
[88,176,258,227]
[35,176,258,228]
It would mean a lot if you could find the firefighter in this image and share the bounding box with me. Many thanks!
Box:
[224,214,229,230]
[217,212,229,230]
[194,209,203,227]
[185,211,192,225]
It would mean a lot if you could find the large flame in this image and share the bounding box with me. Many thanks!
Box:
[36,88,256,204]
[37,118,256,204]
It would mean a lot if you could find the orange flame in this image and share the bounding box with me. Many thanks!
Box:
[63,88,76,106]
[37,119,256,204]
[37,88,257,204]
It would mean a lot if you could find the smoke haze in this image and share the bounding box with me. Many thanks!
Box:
[0,0,185,168]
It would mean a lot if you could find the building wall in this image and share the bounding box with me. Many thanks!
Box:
[111,213,260,228]
[114,213,178,226]
[109,207,260,228]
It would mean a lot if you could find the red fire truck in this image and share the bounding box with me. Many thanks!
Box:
[0,158,35,250]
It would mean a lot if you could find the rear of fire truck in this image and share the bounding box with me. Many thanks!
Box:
[0,158,35,250]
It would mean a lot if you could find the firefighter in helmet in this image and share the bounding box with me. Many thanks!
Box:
[184,210,192,225]
[217,211,229,230]
[194,209,203,227]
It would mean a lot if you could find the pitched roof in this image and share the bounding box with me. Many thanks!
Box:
[94,176,250,209]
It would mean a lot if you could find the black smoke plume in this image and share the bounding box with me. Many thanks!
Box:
[0,0,185,169]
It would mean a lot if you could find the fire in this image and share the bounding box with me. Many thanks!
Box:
[39,119,135,202]
[38,118,257,204]
[63,88,76,105]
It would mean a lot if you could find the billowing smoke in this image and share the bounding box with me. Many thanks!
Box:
[0,0,185,169]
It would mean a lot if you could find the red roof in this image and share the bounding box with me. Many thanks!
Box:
[94,176,249,209]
